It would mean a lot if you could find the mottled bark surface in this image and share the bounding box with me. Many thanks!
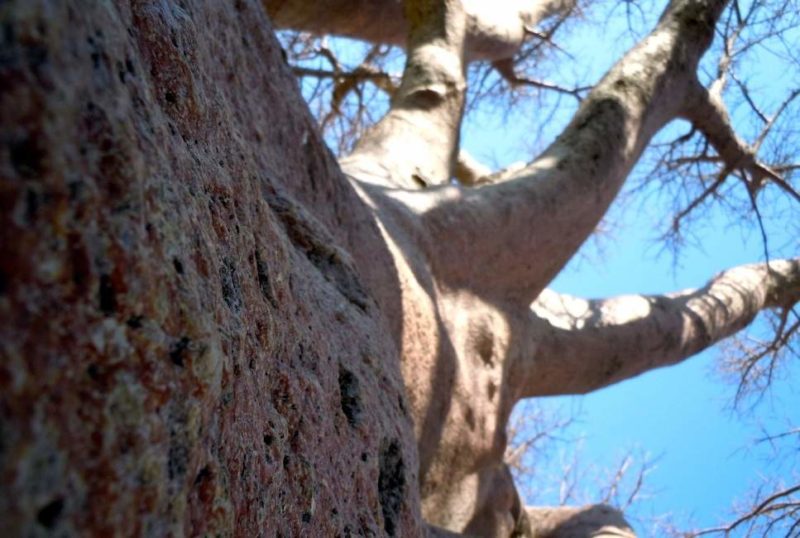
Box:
[0,1,423,535]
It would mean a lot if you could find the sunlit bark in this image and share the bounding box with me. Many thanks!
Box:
[265,0,577,61]
[519,259,800,397]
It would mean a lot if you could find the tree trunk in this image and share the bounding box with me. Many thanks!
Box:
[0,1,424,535]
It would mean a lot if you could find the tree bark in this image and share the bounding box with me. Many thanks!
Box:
[517,505,635,537]
[0,0,423,535]
[391,0,729,304]
[341,0,468,189]
[519,260,800,397]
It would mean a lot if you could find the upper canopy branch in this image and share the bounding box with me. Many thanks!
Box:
[265,0,578,62]
[677,0,800,201]
[680,79,800,207]
[513,258,800,398]
[491,57,590,102]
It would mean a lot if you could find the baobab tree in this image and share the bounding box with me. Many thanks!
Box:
[268,0,800,534]
[1,0,798,537]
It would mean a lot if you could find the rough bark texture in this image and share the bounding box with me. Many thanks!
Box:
[0,1,423,535]
[341,0,468,189]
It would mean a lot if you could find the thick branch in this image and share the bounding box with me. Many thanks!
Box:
[265,0,577,62]
[454,151,531,186]
[516,505,635,537]
[340,0,467,188]
[516,259,800,397]
[394,0,728,302]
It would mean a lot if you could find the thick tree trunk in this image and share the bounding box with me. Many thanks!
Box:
[0,1,424,535]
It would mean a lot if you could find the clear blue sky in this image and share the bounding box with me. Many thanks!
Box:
[460,1,799,533]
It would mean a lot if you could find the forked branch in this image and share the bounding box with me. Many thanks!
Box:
[682,80,786,191]
[396,0,729,302]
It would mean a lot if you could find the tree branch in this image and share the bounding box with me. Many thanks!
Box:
[292,66,397,90]
[454,149,493,186]
[514,259,800,397]
[515,504,635,537]
[265,0,578,62]
[392,0,729,302]
[722,305,800,404]
[339,0,468,189]
[682,80,784,190]
[491,57,590,102]
[690,484,800,536]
